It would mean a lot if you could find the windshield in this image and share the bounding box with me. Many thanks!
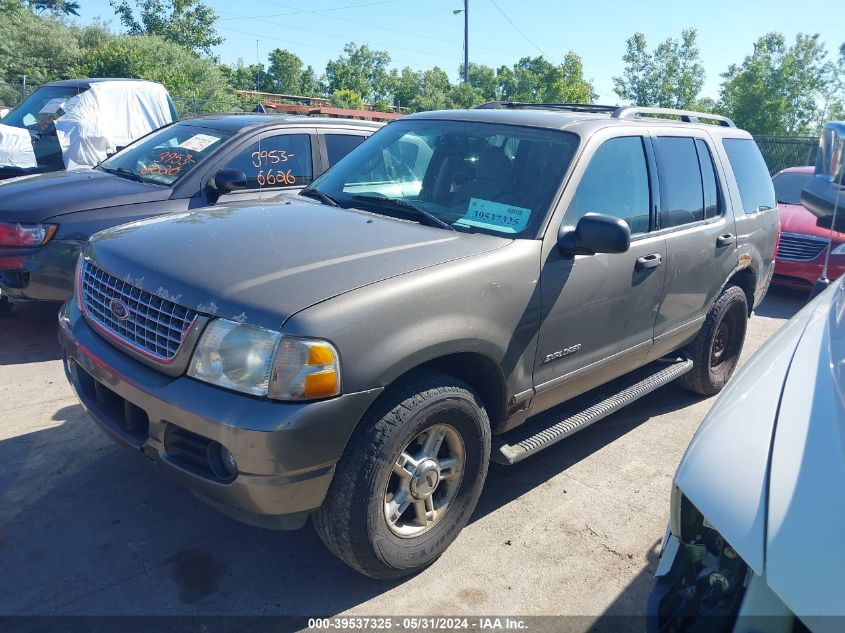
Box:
[773,171,813,205]
[309,119,579,237]
[100,123,233,186]
[2,85,85,133]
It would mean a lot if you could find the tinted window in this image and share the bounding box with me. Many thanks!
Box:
[2,85,83,131]
[723,138,776,214]
[696,139,721,220]
[225,133,312,190]
[568,136,651,234]
[655,137,704,228]
[310,120,579,238]
[773,171,813,205]
[325,134,367,166]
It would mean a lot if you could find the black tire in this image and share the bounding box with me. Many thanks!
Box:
[679,285,748,396]
[313,370,491,579]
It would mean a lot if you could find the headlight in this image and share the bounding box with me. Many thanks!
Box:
[831,243,845,255]
[188,318,341,400]
[269,336,341,400]
[0,221,57,247]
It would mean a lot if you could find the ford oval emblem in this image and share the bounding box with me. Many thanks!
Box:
[109,299,131,321]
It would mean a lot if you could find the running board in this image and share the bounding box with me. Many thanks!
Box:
[493,358,693,465]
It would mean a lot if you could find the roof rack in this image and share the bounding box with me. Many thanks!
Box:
[475,101,619,114]
[475,101,736,127]
[612,106,736,127]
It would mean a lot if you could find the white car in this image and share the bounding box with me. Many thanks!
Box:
[649,273,845,632]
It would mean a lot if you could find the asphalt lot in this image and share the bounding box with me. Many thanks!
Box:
[0,287,807,620]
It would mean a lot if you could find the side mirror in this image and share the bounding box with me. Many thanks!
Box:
[557,213,631,257]
[801,121,845,233]
[211,168,248,195]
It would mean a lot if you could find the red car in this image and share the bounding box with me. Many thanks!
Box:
[772,165,845,290]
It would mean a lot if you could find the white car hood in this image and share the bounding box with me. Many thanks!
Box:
[766,279,845,623]
[674,278,845,620]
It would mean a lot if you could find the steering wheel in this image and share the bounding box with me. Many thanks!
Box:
[493,190,533,208]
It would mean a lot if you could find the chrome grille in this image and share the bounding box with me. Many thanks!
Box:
[80,260,197,361]
[777,233,829,262]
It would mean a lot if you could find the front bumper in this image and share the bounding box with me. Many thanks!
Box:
[58,300,383,529]
[773,255,845,291]
[0,239,82,301]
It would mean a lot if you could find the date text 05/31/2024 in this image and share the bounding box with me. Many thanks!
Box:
[307,618,528,630]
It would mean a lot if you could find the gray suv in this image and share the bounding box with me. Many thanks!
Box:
[58,103,779,579]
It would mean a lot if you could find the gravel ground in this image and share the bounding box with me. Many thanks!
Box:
[0,287,807,620]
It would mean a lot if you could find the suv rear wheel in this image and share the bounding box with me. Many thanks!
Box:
[679,285,748,396]
[313,370,491,579]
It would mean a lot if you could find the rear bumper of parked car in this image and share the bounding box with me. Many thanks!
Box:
[0,239,82,302]
[773,253,845,291]
[58,300,383,529]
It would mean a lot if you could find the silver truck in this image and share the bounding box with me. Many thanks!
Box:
[58,103,779,578]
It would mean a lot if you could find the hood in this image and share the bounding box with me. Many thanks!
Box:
[86,201,509,329]
[0,168,169,223]
[778,202,845,241]
[765,277,845,621]
[673,292,819,575]
[674,278,844,603]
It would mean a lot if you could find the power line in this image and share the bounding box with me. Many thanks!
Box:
[488,0,546,57]
[218,0,402,21]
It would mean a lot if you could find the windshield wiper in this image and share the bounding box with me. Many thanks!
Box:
[351,195,455,231]
[101,166,144,183]
[299,188,340,207]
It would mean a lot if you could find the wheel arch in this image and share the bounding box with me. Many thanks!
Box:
[372,349,508,433]
[720,266,756,316]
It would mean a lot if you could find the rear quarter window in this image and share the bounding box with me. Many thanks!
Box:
[723,138,776,214]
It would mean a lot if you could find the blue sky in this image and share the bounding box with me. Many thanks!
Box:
[77,0,845,102]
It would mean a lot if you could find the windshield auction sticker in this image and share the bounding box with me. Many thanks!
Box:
[39,98,66,114]
[177,134,221,152]
[455,198,531,233]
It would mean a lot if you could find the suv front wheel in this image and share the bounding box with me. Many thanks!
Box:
[313,370,491,579]
[679,285,748,396]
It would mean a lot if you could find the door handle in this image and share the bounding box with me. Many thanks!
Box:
[717,233,736,247]
[636,253,662,270]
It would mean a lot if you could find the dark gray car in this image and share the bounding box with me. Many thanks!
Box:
[0,115,380,303]
[58,103,778,579]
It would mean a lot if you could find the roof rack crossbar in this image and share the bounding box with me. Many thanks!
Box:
[476,101,619,114]
[611,106,736,127]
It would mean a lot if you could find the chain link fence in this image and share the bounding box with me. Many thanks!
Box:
[753,135,818,175]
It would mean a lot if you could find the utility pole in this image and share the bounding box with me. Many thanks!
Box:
[463,0,469,83]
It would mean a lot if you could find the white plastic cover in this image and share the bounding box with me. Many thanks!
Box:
[0,122,37,168]
[55,80,173,170]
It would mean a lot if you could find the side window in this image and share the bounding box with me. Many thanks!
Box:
[655,136,704,228]
[696,139,721,220]
[723,138,776,214]
[568,136,651,234]
[325,134,366,166]
[224,133,312,190]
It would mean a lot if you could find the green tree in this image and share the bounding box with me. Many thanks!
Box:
[30,0,80,14]
[459,63,498,102]
[719,33,829,135]
[499,53,596,103]
[613,28,705,108]
[329,88,363,109]
[0,10,81,85]
[325,42,390,103]
[109,0,223,56]
[266,48,321,96]
[82,34,239,112]
[220,59,269,92]
[448,82,483,109]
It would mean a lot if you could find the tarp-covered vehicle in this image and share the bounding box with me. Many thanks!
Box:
[0,78,177,179]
